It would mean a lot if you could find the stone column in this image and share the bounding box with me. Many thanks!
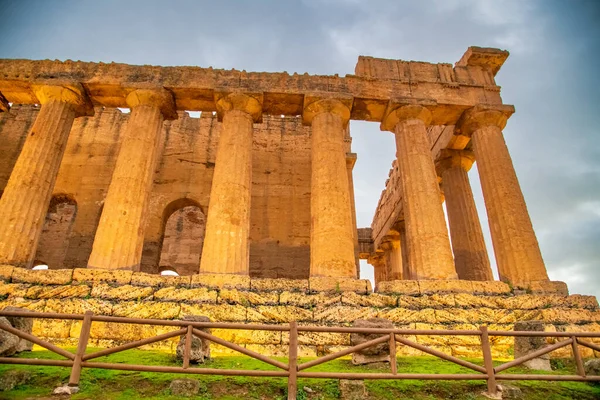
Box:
[381,104,457,280]
[88,88,176,270]
[382,237,403,281]
[437,150,493,281]
[459,106,548,285]
[304,97,356,277]
[199,93,262,275]
[0,84,92,268]
[346,153,360,278]
[368,254,387,290]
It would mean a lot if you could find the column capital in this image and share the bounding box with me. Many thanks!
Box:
[214,91,263,123]
[456,104,515,136]
[32,83,94,117]
[302,94,353,125]
[380,99,435,132]
[125,88,177,120]
[0,92,9,112]
[436,149,476,176]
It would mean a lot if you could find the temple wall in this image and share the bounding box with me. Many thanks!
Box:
[0,106,313,278]
[0,266,598,359]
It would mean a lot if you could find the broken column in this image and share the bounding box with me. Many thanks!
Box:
[199,92,262,275]
[88,88,176,270]
[0,84,92,268]
[458,105,548,285]
[304,96,356,277]
[381,104,457,280]
[437,149,493,281]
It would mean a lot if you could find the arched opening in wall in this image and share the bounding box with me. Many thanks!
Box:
[158,199,206,276]
[34,194,77,269]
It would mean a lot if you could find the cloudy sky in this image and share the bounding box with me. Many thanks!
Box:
[0,0,598,298]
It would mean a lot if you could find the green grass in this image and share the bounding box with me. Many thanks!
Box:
[0,348,598,399]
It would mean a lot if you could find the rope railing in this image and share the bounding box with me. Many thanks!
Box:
[0,310,598,399]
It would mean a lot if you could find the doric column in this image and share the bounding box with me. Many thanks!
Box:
[381,236,403,281]
[0,84,92,268]
[199,92,262,275]
[88,88,176,270]
[368,253,387,290]
[304,96,356,277]
[437,150,493,281]
[346,152,360,278]
[458,105,548,285]
[381,104,457,280]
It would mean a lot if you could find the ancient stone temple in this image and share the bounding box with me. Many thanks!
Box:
[0,48,598,358]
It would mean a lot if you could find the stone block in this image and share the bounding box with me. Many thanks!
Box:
[342,291,397,307]
[176,315,211,363]
[470,280,511,295]
[0,266,14,282]
[180,303,246,322]
[32,319,73,339]
[378,308,437,324]
[399,294,456,309]
[584,359,600,376]
[91,283,153,301]
[31,285,91,299]
[0,370,32,392]
[309,277,369,294]
[112,301,181,319]
[539,308,598,324]
[44,298,112,315]
[294,331,351,346]
[376,280,420,295]
[452,293,501,309]
[564,295,599,310]
[190,273,250,290]
[514,320,552,371]
[131,272,191,288]
[247,306,313,323]
[0,317,19,356]
[250,278,308,292]
[169,379,200,397]
[2,307,33,352]
[72,268,132,285]
[339,379,366,400]
[419,280,474,295]
[218,289,278,305]
[0,283,29,298]
[279,291,341,307]
[154,287,218,303]
[313,305,377,323]
[0,299,46,312]
[212,328,281,345]
[12,268,73,285]
[527,281,569,296]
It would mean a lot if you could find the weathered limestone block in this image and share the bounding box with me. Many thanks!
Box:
[33,319,73,339]
[378,308,437,324]
[342,292,397,308]
[514,321,552,371]
[212,328,281,345]
[250,278,308,292]
[399,294,456,309]
[82,322,178,342]
[169,379,200,397]
[44,298,112,315]
[29,285,90,299]
[91,283,153,301]
[180,303,246,322]
[131,272,191,288]
[176,315,211,363]
[0,317,19,356]
[527,281,569,296]
[419,280,474,295]
[154,287,218,303]
[0,299,46,312]
[0,370,32,392]
[309,277,369,294]
[350,318,393,365]
[564,295,599,310]
[470,281,511,295]
[279,291,341,307]
[452,293,500,309]
[313,305,377,324]
[0,266,13,282]
[339,379,366,400]
[297,331,351,346]
[218,289,277,306]
[539,308,599,324]
[11,268,73,285]
[190,273,250,290]
[247,306,313,323]
[72,268,132,285]
[2,306,33,352]
[584,359,600,376]
[112,301,181,319]
[0,283,29,298]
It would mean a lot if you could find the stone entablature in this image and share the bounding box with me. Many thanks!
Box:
[0,265,597,360]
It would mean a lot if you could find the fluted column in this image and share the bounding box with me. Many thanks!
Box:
[88,88,176,270]
[382,237,403,281]
[346,153,360,278]
[437,150,493,281]
[199,93,262,275]
[381,104,457,280]
[0,84,92,268]
[304,97,356,277]
[459,106,548,285]
[368,254,387,291]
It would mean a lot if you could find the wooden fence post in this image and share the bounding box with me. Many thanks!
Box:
[571,336,586,377]
[68,311,93,387]
[480,325,497,395]
[288,321,298,400]
[183,325,193,369]
[389,333,397,375]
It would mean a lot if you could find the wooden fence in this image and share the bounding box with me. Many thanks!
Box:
[0,310,599,399]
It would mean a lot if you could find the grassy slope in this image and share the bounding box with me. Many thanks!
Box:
[0,349,598,399]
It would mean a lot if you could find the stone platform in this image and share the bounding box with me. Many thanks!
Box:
[0,265,598,359]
